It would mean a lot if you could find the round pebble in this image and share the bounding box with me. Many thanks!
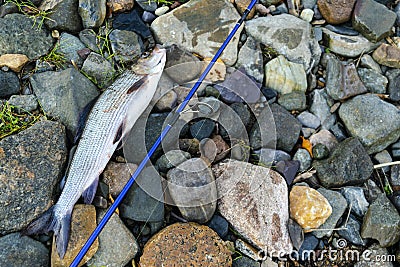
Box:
[155,6,169,16]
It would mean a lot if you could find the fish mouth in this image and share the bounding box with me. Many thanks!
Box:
[132,45,166,75]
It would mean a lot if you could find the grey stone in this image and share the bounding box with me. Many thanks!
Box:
[302,127,315,138]
[354,244,394,267]
[277,91,307,111]
[207,214,229,238]
[57,32,87,66]
[374,150,392,172]
[87,212,139,267]
[337,215,367,246]
[330,123,347,142]
[136,0,157,12]
[357,68,388,94]
[235,37,264,83]
[303,0,317,9]
[213,159,292,255]
[233,256,260,267]
[155,6,169,16]
[151,0,242,66]
[81,52,116,88]
[0,70,19,97]
[361,193,400,247]
[386,69,400,102]
[142,11,156,23]
[340,186,369,218]
[0,121,67,234]
[312,143,329,160]
[313,137,374,188]
[109,29,142,63]
[352,0,397,42]
[322,28,381,58]
[0,233,49,267]
[246,14,321,71]
[297,234,319,261]
[297,111,321,129]
[0,2,18,18]
[255,148,291,166]
[314,188,347,238]
[325,24,359,36]
[167,158,217,223]
[42,0,83,32]
[392,141,400,158]
[309,129,338,152]
[78,0,106,29]
[79,29,101,53]
[293,148,312,172]
[30,68,99,136]
[156,150,191,174]
[0,13,53,59]
[190,119,215,140]
[309,89,336,130]
[391,165,400,187]
[8,95,38,113]
[339,94,400,154]
[360,54,382,73]
[121,166,164,222]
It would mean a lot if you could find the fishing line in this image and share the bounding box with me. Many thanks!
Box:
[71,1,257,266]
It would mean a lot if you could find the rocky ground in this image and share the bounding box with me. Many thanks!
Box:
[0,0,400,266]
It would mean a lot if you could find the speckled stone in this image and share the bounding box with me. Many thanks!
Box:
[140,223,232,267]
[102,161,137,197]
[0,54,29,72]
[317,0,356,24]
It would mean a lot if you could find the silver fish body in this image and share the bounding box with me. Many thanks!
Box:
[23,46,166,258]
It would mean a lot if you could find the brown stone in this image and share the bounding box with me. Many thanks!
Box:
[235,0,256,19]
[102,161,137,197]
[140,222,232,267]
[200,135,230,163]
[289,186,332,232]
[317,0,356,24]
[213,160,292,256]
[372,44,400,69]
[204,58,226,82]
[109,0,134,13]
[0,54,29,72]
[51,205,98,267]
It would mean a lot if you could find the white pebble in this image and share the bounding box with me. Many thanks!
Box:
[155,6,170,16]
[300,8,314,23]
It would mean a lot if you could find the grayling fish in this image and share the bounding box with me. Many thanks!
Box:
[23,45,166,258]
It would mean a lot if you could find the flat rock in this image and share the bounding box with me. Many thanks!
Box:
[102,161,137,197]
[314,188,347,238]
[8,95,38,113]
[360,54,382,73]
[41,0,83,32]
[340,186,369,218]
[30,68,99,136]
[277,91,307,111]
[78,0,106,28]
[167,158,217,223]
[338,94,400,154]
[151,0,242,66]
[246,14,321,71]
[372,43,400,69]
[0,121,67,234]
[361,193,400,247]
[213,160,293,255]
[0,70,20,97]
[386,69,400,101]
[81,52,116,88]
[0,233,49,267]
[357,68,388,94]
[297,111,321,129]
[322,28,381,58]
[317,0,356,24]
[313,137,373,188]
[140,223,231,267]
[0,54,29,72]
[235,36,264,83]
[264,55,307,95]
[309,88,336,130]
[109,29,142,63]
[57,32,87,66]
[289,186,332,232]
[0,13,53,59]
[87,211,138,267]
[352,0,397,42]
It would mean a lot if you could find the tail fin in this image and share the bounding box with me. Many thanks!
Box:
[22,206,72,259]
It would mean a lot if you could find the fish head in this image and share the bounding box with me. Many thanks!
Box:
[132,45,166,75]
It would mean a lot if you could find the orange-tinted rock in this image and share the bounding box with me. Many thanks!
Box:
[372,44,400,69]
[0,54,29,72]
[289,186,332,232]
[317,0,356,24]
[140,223,232,267]
[235,0,255,19]
[108,0,134,13]
[51,205,98,267]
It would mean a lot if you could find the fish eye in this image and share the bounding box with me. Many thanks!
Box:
[141,51,151,58]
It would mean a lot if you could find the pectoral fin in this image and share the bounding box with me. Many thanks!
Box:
[127,75,148,94]
[82,177,99,204]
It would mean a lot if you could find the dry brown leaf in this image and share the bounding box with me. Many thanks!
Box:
[300,136,313,157]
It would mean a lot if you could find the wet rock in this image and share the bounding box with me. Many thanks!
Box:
[214,160,293,255]
[135,0,156,12]
[41,0,83,32]
[325,57,367,101]
[314,188,347,238]
[297,111,321,129]
[313,138,373,188]
[102,161,137,197]
[155,150,191,174]
[0,233,49,267]
[207,214,229,238]
[289,186,332,232]
[277,91,307,111]
[361,193,400,247]
[0,54,29,72]
[322,28,381,58]
[0,121,67,234]
[293,148,312,172]
[30,68,99,135]
[78,0,106,28]
[317,0,356,24]
[339,94,400,154]
[0,14,53,59]
[360,54,382,73]
[0,70,20,97]
[386,69,400,101]
[309,129,338,152]
[190,119,215,140]
[121,166,164,222]
[109,29,142,63]
[151,0,242,66]
[57,32,87,66]
[8,95,38,113]
[87,211,139,267]
[357,68,388,94]
[51,205,98,267]
[235,36,264,83]
[352,0,396,42]
[309,89,336,130]
[140,223,231,266]
[109,0,134,13]
[167,158,217,223]
[354,244,395,267]
[337,215,367,246]
[246,14,321,71]
[81,52,116,88]
[265,55,307,95]
[312,143,329,160]
[372,43,400,69]
[113,8,151,40]
[340,186,369,218]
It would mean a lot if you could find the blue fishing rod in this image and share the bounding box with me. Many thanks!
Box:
[71,1,257,266]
